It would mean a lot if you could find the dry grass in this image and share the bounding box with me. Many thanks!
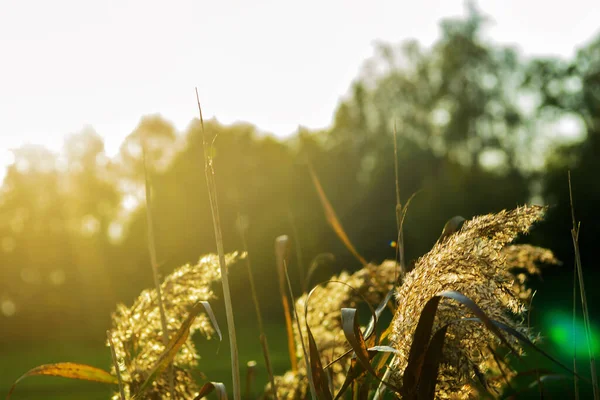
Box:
[107,252,243,399]
[389,205,552,399]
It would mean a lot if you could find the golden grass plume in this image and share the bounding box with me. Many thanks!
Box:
[389,205,557,398]
[108,251,243,399]
[266,260,398,398]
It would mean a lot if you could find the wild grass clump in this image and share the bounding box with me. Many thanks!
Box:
[389,205,553,398]
[108,252,243,399]
[260,205,566,400]
[266,260,398,398]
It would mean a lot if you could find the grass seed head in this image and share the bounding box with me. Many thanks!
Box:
[389,205,553,398]
[108,251,243,399]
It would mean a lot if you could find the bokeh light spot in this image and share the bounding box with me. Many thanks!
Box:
[544,309,600,357]
[1,299,16,317]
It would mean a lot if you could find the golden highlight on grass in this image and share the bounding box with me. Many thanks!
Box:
[196,89,243,400]
[389,205,552,399]
[107,252,243,399]
[265,260,398,398]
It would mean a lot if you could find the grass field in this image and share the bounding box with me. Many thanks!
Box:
[1,320,290,400]
[2,315,596,399]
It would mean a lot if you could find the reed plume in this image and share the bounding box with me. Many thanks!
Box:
[389,205,556,398]
[108,251,243,399]
[266,260,398,398]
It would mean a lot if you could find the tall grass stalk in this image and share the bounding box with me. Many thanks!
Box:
[288,208,307,294]
[283,258,315,400]
[372,122,405,400]
[275,235,299,373]
[195,89,241,400]
[573,256,580,400]
[392,122,406,279]
[568,171,599,400]
[142,140,176,399]
[238,214,278,399]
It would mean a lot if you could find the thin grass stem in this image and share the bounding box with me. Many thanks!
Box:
[275,235,298,373]
[283,259,315,400]
[142,140,175,399]
[392,122,406,281]
[568,171,599,400]
[237,214,278,399]
[195,88,241,400]
[107,330,126,400]
[288,208,307,294]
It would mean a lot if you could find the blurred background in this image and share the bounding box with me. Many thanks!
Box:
[1,0,599,398]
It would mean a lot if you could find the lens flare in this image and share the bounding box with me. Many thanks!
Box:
[544,309,600,356]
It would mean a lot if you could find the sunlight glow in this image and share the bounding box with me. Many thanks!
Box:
[122,194,140,212]
[0,0,598,178]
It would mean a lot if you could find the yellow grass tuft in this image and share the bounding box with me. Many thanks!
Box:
[108,252,243,399]
[389,205,552,398]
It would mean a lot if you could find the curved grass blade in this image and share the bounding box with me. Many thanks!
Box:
[417,325,449,400]
[334,357,364,400]
[321,280,381,371]
[403,290,518,396]
[437,216,466,244]
[340,308,403,396]
[364,288,395,343]
[199,300,222,343]
[307,162,367,266]
[324,283,389,372]
[131,302,207,399]
[7,363,118,399]
[306,320,334,400]
[368,346,401,356]
[194,381,228,400]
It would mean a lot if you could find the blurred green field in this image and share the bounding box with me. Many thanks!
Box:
[2,316,598,399]
[1,321,290,400]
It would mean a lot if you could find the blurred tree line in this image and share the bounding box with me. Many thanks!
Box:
[1,6,599,342]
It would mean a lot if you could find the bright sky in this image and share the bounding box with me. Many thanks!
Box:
[1,0,599,178]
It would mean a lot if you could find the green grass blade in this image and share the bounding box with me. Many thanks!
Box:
[196,89,241,400]
[568,171,599,400]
